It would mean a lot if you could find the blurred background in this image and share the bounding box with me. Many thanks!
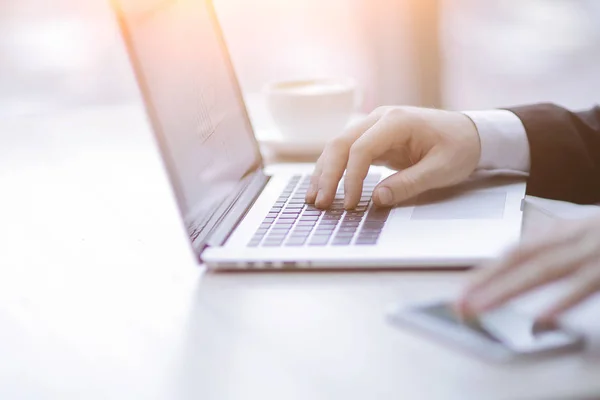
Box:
[0,0,599,125]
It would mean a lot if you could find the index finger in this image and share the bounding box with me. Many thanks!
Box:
[343,116,403,209]
[313,115,378,209]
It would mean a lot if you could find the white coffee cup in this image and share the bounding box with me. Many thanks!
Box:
[264,79,357,142]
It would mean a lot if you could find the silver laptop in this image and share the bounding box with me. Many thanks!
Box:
[113,0,526,270]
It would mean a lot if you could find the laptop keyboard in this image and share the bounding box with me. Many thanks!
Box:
[247,174,390,248]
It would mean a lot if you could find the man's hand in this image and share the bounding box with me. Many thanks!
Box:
[457,215,600,324]
[305,106,481,209]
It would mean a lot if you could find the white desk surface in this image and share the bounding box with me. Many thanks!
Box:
[2,103,600,400]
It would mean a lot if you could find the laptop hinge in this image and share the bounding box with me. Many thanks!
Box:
[193,170,269,259]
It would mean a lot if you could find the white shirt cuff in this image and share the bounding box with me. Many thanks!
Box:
[463,110,531,174]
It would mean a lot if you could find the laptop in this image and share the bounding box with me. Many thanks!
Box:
[112,0,526,270]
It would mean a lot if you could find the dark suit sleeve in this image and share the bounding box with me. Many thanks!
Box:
[507,103,600,204]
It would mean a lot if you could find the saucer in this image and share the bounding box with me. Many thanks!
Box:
[255,128,329,158]
[254,113,368,158]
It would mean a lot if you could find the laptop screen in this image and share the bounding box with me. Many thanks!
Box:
[114,0,262,238]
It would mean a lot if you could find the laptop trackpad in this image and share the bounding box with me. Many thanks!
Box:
[411,190,507,220]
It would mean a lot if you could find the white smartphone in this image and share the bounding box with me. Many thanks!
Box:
[387,301,584,362]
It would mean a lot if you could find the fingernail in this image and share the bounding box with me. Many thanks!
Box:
[469,296,494,314]
[315,190,324,207]
[306,184,318,201]
[458,301,478,320]
[532,318,556,335]
[376,187,393,206]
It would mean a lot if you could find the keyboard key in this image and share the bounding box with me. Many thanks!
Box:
[315,227,335,234]
[303,210,322,216]
[359,225,381,233]
[291,227,311,233]
[278,215,298,220]
[309,236,330,246]
[259,223,272,230]
[325,209,344,216]
[293,225,314,232]
[345,211,365,217]
[285,204,304,210]
[332,238,352,246]
[338,227,357,233]
[343,216,362,223]
[366,208,391,221]
[263,241,284,247]
[248,240,262,247]
[268,228,288,235]
[266,239,286,245]
[299,216,319,221]
[357,234,380,241]
[335,232,355,238]
[267,236,287,243]
[285,240,306,247]
[315,227,336,233]
[282,210,301,215]
[359,230,382,238]
[322,214,341,221]
[356,238,378,245]
[362,221,385,230]
[289,232,310,240]
[272,224,293,230]
[297,220,317,226]
[319,220,339,226]
[340,221,360,228]
[266,212,279,218]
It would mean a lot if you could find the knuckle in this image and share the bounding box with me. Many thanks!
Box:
[506,246,527,263]
[328,135,350,150]
[373,106,394,117]
[544,262,571,280]
[349,141,370,159]
[574,272,599,295]
[373,106,388,115]
[382,107,408,120]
